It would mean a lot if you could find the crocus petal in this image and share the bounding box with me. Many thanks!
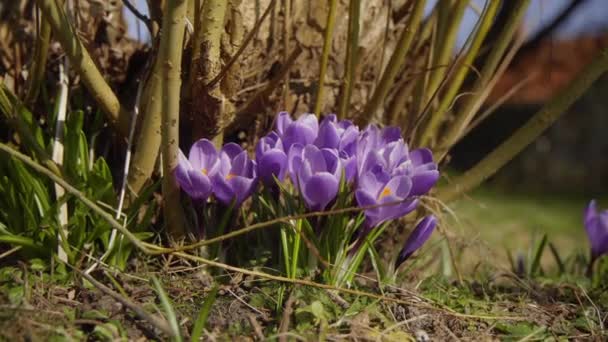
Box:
[384,140,409,170]
[358,150,385,177]
[175,150,213,200]
[396,215,437,267]
[381,126,401,144]
[358,169,386,197]
[342,155,357,182]
[185,169,213,200]
[584,200,608,259]
[284,124,316,149]
[175,150,194,190]
[585,200,598,228]
[298,159,314,184]
[189,139,218,172]
[380,175,412,199]
[230,151,249,176]
[276,112,293,136]
[287,143,304,185]
[276,111,293,136]
[339,126,359,156]
[355,189,382,228]
[258,149,288,185]
[211,174,235,205]
[300,172,339,211]
[229,175,257,205]
[410,170,440,196]
[316,116,341,149]
[303,145,327,173]
[217,152,232,176]
[409,148,434,166]
[377,196,418,226]
[222,143,243,159]
[297,113,319,133]
[321,148,341,177]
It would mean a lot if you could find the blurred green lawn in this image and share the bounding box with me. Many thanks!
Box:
[445,188,602,269]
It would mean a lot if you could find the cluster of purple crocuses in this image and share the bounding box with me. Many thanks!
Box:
[175,112,440,264]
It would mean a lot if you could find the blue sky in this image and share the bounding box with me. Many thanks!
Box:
[124,0,608,45]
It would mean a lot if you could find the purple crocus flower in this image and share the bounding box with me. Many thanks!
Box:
[255,132,287,187]
[355,166,418,228]
[395,215,437,267]
[356,124,401,160]
[212,143,258,206]
[584,200,608,262]
[315,114,359,181]
[174,139,219,200]
[276,111,319,152]
[393,148,440,196]
[296,145,342,211]
[356,127,439,196]
[355,125,406,179]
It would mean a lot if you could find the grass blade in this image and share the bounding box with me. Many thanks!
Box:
[152,276,183,341]
[190,285,219,342]
[548,242,566,275]
[530,234,548,276]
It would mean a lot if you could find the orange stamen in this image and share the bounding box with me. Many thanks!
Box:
[378,186,392,200]
[226,173,236,180]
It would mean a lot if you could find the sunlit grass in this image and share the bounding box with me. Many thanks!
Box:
[445,187,599,270]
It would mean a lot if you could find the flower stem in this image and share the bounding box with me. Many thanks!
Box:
[290,219,302,278]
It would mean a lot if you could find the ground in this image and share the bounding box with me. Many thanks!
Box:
[1,189,607,341]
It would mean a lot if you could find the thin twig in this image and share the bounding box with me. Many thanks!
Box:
[122,0,153,34]
[73,267,173,336]
[247,314,265,340]
[173,251,525,321]
[278,287,297,342]
[0,246,22,260]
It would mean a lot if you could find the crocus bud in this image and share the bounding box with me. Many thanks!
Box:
[584,200,608,262]
[255,132,287,187]
[396,215,437,267]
